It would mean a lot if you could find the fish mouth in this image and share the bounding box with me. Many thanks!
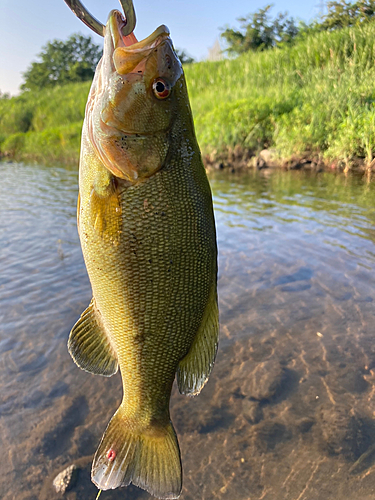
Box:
[108,10,171,74]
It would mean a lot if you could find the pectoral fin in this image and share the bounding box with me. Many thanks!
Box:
[177,284,219,396]
[68,299,118,377]
[89,176,122,244]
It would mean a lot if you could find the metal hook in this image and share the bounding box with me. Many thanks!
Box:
[63,0,136,37]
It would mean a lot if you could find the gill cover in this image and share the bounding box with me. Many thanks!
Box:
[86,10,183,183]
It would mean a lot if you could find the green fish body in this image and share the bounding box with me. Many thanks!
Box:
[68,10,218,499]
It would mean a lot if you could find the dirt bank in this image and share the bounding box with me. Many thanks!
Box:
[203,146,375,175]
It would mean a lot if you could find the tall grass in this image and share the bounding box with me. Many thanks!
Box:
[185,22,375,164]
[2,22,375,165]
[0,82,90,163]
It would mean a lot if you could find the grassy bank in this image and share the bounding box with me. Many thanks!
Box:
[0,82,89,164]
[2,21,375,169]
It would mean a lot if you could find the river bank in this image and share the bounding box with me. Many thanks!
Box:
[3,21,375,171]
[203,147,375,175]
[0,139,373,179]
[1,146,374,175]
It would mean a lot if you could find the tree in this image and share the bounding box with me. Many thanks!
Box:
[318,0,375,30]
[175,48,195,65]
[21,34,102,91]
[220,4,299,55]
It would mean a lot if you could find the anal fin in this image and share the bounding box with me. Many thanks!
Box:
[177,283,219,396]
[68,299,118,377]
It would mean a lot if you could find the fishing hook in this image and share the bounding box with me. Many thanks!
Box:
[63,0,136,37]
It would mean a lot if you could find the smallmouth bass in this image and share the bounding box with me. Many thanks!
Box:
[68,10,218,499]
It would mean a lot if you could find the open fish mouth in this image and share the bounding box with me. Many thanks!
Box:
[109,9,170,50]
[63,0,136,37]
[108,10,171,75]
[84,7,181,181]
[63,0,171,75]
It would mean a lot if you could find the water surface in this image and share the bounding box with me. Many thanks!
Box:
[1,162,375,500]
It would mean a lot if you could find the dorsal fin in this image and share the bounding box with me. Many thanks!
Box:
[68,299,118,377]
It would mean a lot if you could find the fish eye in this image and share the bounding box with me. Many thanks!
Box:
[152,78,171,99]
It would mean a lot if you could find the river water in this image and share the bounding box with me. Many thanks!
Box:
[1,162,375,500]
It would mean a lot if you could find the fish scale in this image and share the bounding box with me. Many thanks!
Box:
[68,11,218,499]
[81,152,214,406]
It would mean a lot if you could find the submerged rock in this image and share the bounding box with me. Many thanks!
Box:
[53,464,77,494]
[254,420,293,451]
[246,360,284,401]
[245,361,299,403]
[318,404,372,461]
[243,399,263,424]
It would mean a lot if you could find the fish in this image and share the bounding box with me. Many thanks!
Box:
[68,9,219,499]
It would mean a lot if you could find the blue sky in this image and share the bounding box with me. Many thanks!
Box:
[0,0,322,95]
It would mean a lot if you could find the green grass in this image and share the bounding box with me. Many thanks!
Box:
[3,22,375,166]
[185,22,375,166]
[0,82,90,164]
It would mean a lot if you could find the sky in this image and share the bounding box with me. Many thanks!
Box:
[0,0,322,95]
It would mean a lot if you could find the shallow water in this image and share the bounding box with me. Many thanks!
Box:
[2,162,375,500]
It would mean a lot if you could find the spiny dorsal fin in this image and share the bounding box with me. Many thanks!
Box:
[177,283,219,396]
[68,299,118,377]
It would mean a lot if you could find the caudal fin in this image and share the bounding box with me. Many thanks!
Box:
[91,408,182,499]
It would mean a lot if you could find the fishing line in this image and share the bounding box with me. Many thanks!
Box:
[95,489,102,500]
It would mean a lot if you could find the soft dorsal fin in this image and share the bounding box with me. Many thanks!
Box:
[177,283,219,396]
[68,299,118,377]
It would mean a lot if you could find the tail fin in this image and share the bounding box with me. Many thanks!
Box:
[91,408,182,499]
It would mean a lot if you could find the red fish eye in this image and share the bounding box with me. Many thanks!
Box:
[153,78,171,99]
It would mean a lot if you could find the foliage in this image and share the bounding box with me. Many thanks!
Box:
[220,1,375,55]
[0,82,90,136]
[1,123,82,164]
[175,49,195,65]
[3,22,375,166]
[319,0,375,30]
[2,133,26,157]
[21,34,101,91]
[20,31,194,91]
[220,4,299,55]
[186,20,375,163]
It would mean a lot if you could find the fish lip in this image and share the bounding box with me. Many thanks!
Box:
[108,9,170,51]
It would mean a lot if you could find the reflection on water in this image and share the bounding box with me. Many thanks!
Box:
[1,162,375,499]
